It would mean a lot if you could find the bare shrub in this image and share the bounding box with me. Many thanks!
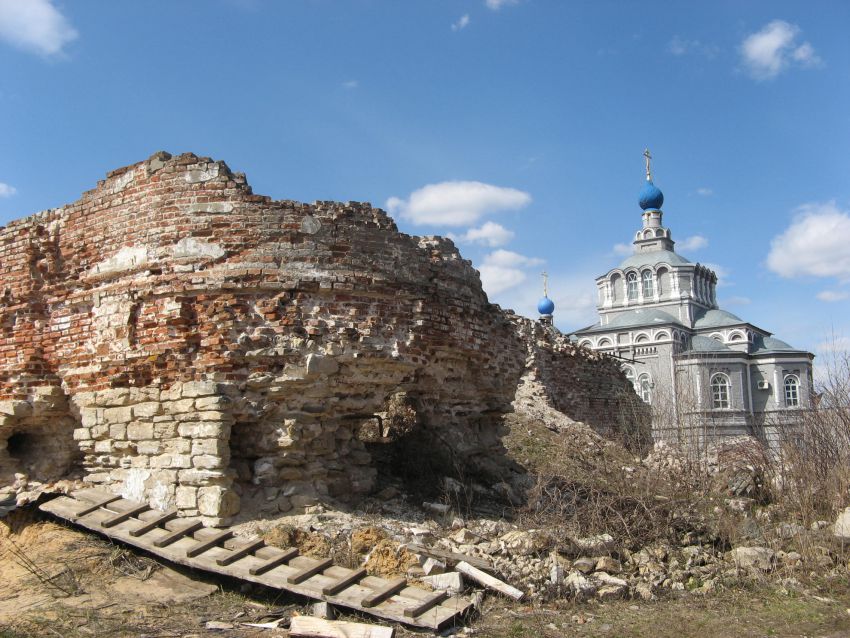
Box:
[770,347,850,527]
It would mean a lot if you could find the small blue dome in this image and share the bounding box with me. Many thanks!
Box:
[639,180,664,211]
[537,296,555,315]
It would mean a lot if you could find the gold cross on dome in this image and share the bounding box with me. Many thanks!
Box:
[644,148,653,180]
[541,271,549,297]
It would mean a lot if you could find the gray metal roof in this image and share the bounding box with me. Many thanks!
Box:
[617,249,691,271]
[692,308,745,329]
[576,308,684,334]
[684,335,733,353]
[752,335,803,354]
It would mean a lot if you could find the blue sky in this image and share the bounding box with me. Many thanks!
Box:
[1,0,849,360]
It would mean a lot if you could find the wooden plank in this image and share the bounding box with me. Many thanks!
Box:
[403,591,448,618]
[129,509,177,537]
[39,491,473,631]
[362,578,406,608]
[74,493,122,518]
[289,616,394,638]
[186,530,233,558]
[287,557,334,585]
[456,561,523,600]
[217,539,266,566]
[100,503,150,529]
[153,521,203,548]
[322,568,367,596]
[406,543,492,572]
[249,547,299,576]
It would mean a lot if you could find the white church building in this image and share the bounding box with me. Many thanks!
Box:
[571,152,814,445]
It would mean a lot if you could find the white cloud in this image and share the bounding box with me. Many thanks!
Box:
[678,235,708,252]
[450,221,515,247]
[0,182,16,198]
[668,37,718,58]
[477,249,543,296]
[451,14,470,31]
[612,243,632,257]
[0,0,77,57]
[816,290,850,303]
[386,181,531,227]
[792,41,818,65]
[767,201,850,280]
[485,0,519,9]
[740,20,821,80]
[341,80,359,89]
[696,187,713,197]
[486,269,599,329]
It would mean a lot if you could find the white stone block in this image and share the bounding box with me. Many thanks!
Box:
[421,572,463,594]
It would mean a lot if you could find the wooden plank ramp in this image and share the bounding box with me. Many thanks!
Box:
[40,488,472,630]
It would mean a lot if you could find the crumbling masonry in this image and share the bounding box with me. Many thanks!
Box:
[0,152,644,524]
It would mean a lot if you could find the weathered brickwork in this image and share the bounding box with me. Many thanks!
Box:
[0,152,641,524]
[516,320,649,440]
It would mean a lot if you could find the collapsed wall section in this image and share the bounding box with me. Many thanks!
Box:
[0,151,643,524]
[512,319,650,446]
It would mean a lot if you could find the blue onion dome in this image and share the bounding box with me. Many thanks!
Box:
[639,180,664,211]
[537,296,555,315]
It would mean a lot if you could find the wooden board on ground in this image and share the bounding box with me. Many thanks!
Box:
[290,616,394,638]
[455,561,524,600]
[40,489,472,630]
[405,543,492,572]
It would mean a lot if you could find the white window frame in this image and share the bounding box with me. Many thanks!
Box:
[784,374,800,408]
[641,270,654,299]
[626,272,639,301]
[710,373,731,409]
[638,373,652,404]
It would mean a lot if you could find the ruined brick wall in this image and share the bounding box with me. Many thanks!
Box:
[0,152,643,524]
[519,321,649,440]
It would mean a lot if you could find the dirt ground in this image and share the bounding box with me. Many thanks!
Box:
[3,511,850,638]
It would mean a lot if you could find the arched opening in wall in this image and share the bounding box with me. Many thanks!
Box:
[610,273,622,304]
[637,374,652,404]
[641,270,654,298]
[657,267,670,299]
[0,418,81,483]
[710,373,731,409]
[626,272,639,301]
[355,393,442,498]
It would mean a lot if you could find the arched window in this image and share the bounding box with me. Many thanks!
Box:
[656,266,669,298]
[710,373,731,409]
[637,373,652,404]
[598,338,612,348]
[623,365,635,388]
[641,270,654,298]
[610,273,622,304]
[627,272,639,300]
[784,375,800,407]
